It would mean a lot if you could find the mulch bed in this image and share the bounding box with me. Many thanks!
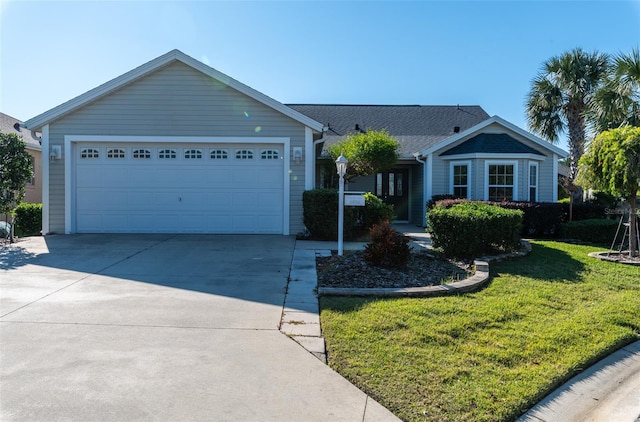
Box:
[316,250,472,289]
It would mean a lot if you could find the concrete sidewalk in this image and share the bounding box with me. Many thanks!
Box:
[518,341,640,422]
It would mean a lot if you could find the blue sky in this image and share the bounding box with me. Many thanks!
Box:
[1,0,639,151]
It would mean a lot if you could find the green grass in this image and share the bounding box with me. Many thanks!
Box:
[319,241,640,422]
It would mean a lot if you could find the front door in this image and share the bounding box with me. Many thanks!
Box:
[376,169,409,220]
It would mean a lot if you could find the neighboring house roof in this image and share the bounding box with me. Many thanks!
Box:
[24,49,323,133]
[0,112,41,150]
[417,115,567,158]
[440,133,545,156]
[287,104,490,158]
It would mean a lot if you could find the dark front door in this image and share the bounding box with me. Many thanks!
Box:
[376,169,409,220]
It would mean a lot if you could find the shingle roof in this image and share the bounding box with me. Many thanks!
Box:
[0,112,41,149]
[287,104,490,158]
[440,133,545,156]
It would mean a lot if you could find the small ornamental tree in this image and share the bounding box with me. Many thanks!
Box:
[0,131,34,242]
[577,126,640,257]
[328,129,399,181]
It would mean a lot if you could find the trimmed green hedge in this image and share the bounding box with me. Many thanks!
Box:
[14,203,42,237]
[559,219,620,245]
[427,202,523,259]
[302,190,393,240]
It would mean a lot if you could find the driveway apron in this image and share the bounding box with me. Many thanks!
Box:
[1,235,397,421]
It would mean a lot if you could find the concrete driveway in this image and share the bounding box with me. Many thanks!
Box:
[1,235,397,421]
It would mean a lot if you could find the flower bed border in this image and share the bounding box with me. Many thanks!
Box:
[317,240,531,297]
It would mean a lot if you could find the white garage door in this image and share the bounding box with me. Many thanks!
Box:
[74,143,284,234]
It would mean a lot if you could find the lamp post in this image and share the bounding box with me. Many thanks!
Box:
[335,155,348,256]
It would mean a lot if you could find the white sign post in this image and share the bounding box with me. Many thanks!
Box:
[335,155,348,256]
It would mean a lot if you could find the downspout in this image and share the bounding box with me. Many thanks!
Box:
[312,127,329,189]
[414,153,427,227]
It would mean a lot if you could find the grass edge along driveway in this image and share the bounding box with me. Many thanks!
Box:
[320,241,640,422]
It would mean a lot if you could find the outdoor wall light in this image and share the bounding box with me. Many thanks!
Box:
[293,147,303,164]
[50,145,62,162]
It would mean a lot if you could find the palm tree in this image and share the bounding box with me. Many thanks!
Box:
[590,48,640,131]
[526,48,610,184]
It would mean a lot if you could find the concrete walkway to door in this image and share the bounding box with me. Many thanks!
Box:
[0,234,398,421]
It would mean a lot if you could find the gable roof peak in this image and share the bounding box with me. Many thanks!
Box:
[24,49,323,132]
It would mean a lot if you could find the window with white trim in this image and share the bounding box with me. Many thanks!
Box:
[235,149,254,160]
[132,149,151,159]
[261,149,279,160]
[158,149,177,159]
[528,162,538,202]
[450,162,470,198]
[80,148,100,159]
[107,148,126,159]
[487,163,515,201]
[184,149,202,159]
[210,149,228,159]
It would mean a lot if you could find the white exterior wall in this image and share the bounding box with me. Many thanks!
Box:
[46,61,309,234]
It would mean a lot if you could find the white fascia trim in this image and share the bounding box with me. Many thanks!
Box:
[25,50,323,133]
[484,160,519,201]
[41,125,50,235]
[552,154,559,202]
[64,135,291,235]
[64,137,72,233]
[416,115,568,158]
[283,139,291,235]
[305,127,314,190]
[441,153,546,161]
[449,160,472,198]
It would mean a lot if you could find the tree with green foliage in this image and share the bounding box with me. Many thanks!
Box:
[526,48,609,184]
[590,48,640,131]
[0,131,34,242]
[577,126,640,257]
[327,129,399,182]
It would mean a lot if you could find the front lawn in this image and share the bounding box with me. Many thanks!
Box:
[320,241,640,422]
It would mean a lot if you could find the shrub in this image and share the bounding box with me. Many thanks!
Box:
[14,203,42,237]
[559,219,620,245]
[427,202,523,259]
[564,203,609,222]
[364,221,410,268]
[303,189,349,240]
[359,193,394,230]
[426,194,458,210]
[302,190,393,240]
[432,199,562,238]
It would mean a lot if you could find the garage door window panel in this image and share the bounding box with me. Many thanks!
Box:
[158,149,177,159]
[133,149,151,159]
[80,148,100,159]
[107,148,126,159]
[210,149,228,159]
[261,149,280,160]
[184,149,203,159]
[236,149,254,160]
